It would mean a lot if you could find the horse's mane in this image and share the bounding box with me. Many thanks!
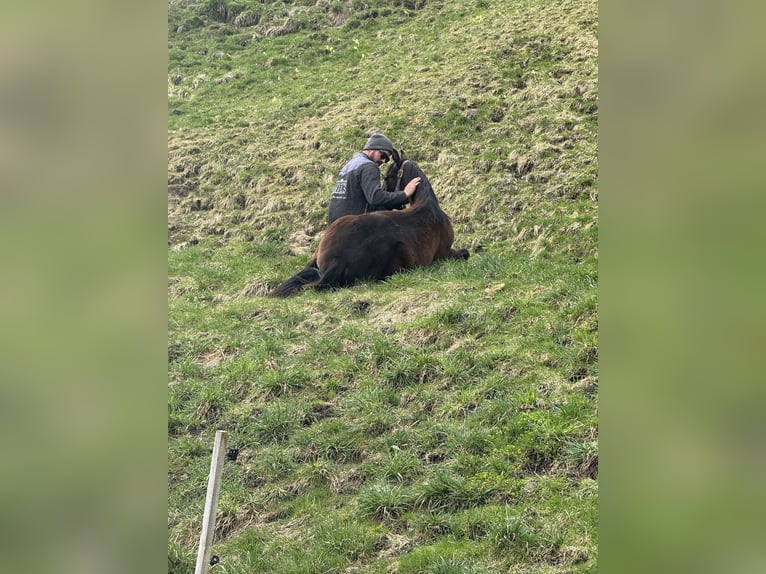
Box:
[403,161,439,207]
[384,154,440,207]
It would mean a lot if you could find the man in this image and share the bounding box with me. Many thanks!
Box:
[327,133,421,224]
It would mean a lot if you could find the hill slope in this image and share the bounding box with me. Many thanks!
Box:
[168,0,597,572]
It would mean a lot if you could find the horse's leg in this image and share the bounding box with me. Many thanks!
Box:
[315,260,351,290]
[432,240,469,263]
[380,242,416,277]
[450,248,470,260]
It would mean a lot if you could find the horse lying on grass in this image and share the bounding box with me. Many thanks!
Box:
[268,152,469,297]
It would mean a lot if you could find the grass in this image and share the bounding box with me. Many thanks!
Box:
[168,0,597,571]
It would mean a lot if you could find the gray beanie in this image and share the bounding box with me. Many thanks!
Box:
[363,133,394,153]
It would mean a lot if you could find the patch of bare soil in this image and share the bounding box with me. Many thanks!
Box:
[238,279,274,298]
[368,291,444,330]
[198,347,239,369]
[288,228,318,256]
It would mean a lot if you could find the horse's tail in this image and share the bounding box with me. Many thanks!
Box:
[269,263,322,298]
[269,260,347,297]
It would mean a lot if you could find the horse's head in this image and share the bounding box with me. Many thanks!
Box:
[384,149,407,192]
[385,156,438,207]
[391,148,403,168]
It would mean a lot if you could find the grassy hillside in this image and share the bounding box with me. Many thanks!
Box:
[168,0,597,572]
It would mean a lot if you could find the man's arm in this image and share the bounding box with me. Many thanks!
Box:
[359,164,409,208]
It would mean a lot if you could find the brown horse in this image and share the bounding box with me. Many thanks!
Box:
[268,151,469,297]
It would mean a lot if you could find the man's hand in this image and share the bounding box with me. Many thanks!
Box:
[404,177,421,200]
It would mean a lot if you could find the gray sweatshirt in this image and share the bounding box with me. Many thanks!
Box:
[327,153,408,224]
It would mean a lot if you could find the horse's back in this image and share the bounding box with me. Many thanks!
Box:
[315,194,459,284]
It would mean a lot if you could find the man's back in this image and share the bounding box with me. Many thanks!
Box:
[327,152,407,224]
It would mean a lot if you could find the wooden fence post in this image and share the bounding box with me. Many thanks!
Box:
[194,430,228,574]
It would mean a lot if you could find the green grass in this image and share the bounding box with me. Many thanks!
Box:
[168,0,597,571]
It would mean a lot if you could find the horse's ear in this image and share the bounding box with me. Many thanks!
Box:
[392,148,401,167]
